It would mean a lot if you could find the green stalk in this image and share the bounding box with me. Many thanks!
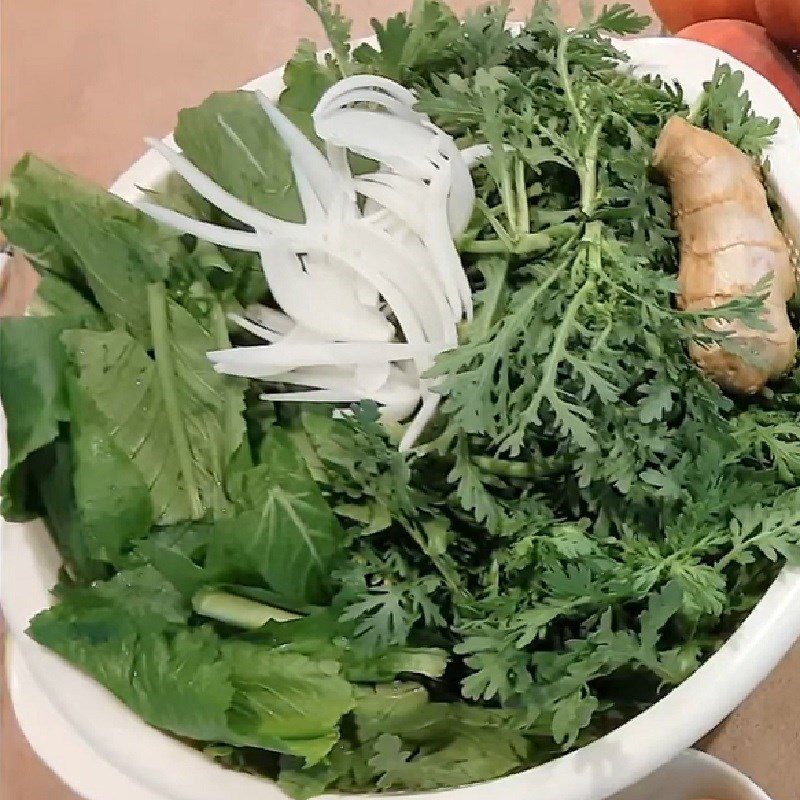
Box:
[462,227,570,256]
[499,160,518,235]
[473,454,572,479]
[192,587,300,629]
[515,232,554,255]
[471,259,509,339]
[515,158,530,235]
[522,276,595,426]
[580,121,603,217]
[506,250,574,335]
[406,522,468,602]
[209,300,230,351]
[147,282,203,519]
[474,198,515,250]
[460,239,512,255]
[556,33,585,132]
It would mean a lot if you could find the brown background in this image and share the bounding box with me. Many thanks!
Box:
[1,1,799,798]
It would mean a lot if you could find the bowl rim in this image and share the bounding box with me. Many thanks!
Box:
[7,636,775,800]
[3,32,800,800]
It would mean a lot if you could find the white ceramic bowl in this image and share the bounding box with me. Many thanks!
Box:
[6,639,773,800]
[612,749,772,800]
[2,34,800,800]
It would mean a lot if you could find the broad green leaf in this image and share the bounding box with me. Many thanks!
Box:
[31,274,107,328]
[251,609,448,682]
[206,427,344,606]
[174,91,304,223]
[62,327,192,524]
[69,378,153,564]
[0,155,126,284]
[49,202,169,344]
[124,525,210,599]
[0,316,70,520]
[224,643,354,761]
[129,628,235,740]
[30,582,353,761]
[89,565,190,630]
[30,594,234,742]
[24,438,108,581]
[63,308,244,524]
[1,155,233,324]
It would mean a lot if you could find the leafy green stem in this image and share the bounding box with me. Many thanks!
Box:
[470,259,509,340]
[306,0,352,77]
[515,158,530,235]
[474,198,515,250]
[520,276,595,427]
[406,522,468,601]
[209,300,231,351]
[192,587,301,629]
[473,454,572,479]
[556,32,585,132]
[580,121,603,217]
[147,281,202,519]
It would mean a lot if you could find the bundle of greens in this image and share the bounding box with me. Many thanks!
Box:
[2,1,800,797]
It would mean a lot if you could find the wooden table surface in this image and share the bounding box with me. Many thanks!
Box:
[2,1,799,798]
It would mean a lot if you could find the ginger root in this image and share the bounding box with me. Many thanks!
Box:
[653,115,797,393]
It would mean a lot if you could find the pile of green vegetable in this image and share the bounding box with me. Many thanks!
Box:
[2,1,800,796]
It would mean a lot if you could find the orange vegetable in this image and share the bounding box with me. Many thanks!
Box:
[755,0,800,48]
[650,0,760,34]
[654,116,797,393]
[677,20,800,114]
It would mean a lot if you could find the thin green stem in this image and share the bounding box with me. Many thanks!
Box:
[461,239,512,255]
[193,588,300,629]
[515,158,530,235]
[209,300,230,351]
[470,259,509,339]
[556,33,585,133]
[406,522,467,601]
[522,276,595,426]
[474,198,515,250]
[147,281,203,519]
[499,159,517,234]
[473,454,572,479]
[515,232,554,255]
[580,122,603,217]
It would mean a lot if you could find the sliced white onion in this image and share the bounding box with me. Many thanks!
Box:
[145,137,312,240]
[349,221,456,346]
[228,313,283,342]
[400,392,441,452]
[461,143,493,167]
[137,73,482,451]
[314,75,418,118]
[261,363,421,416]
[291,156,325,225]
[259,240,393,342]
[255,91,347,213]
[355,362,393,394]
[440,136,475,237]
[135,200,265,251]
[316,87,420,122]
[315,110,440,180]
[209,340,438,370]
[305,241,428,354]
[242,305,295,335]
[354,174,429,236]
